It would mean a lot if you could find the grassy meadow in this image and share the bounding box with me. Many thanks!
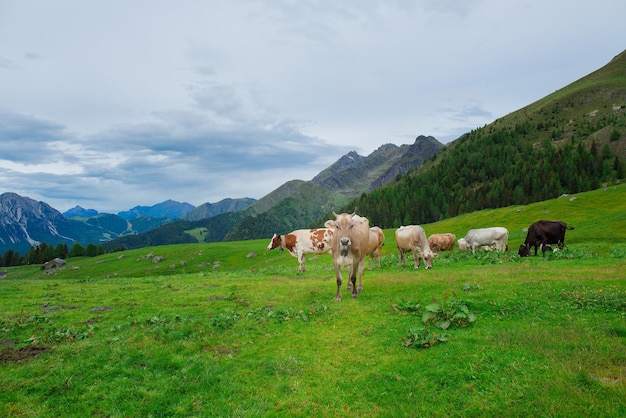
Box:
[1,185,625,417]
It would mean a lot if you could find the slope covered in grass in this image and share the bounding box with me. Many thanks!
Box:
[1,185,625,416]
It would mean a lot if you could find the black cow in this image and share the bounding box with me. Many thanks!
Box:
[518,220,574,257]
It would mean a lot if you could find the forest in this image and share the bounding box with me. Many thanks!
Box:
[349,120,624,228]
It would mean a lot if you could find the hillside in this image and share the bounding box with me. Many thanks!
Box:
[6,183,624,277]
[2,183,624,417]
[117,199,195,220]
[181,198,256,221]
[345,49,626,228]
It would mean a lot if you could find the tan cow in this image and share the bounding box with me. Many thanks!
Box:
[324,212,370,301]
[266,228,333,272]
[395,225,438,269]
[427,233,456,252]
[365,226,385,270]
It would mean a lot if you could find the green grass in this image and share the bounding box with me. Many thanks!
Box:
[1,185,625,416]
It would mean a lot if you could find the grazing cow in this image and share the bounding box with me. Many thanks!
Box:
[427,233,456,252]
[457,227,509,253]
[395,225,438,269]
[266,228,333,272]
[518,220,574,257]
[324,212,370,301]
[365,226,385,270]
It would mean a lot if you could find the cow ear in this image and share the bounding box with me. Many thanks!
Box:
[324,220,334,228]
[433,252,439,258]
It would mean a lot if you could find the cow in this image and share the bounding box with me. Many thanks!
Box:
[518,220,574,257]
[324,212,370,301]
[427,233,456,252]
[365,226,385,270]
[266,228,333,272]
[395,225,438,269]
[457,227,509,254]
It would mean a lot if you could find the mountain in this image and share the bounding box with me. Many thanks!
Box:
[0,194,180,254]
[0,193,106,254]
[312,136,443,195]
[63,206,99,218]
[346,49,626,227]
[100,136,443,250]
[117,199,195,220]
[0,194,252,254]
[181,198,256,221]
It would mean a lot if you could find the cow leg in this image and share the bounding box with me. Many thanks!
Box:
[357,260,365,293]
[397,249,403,267]
[297,251,305,272]
[350,262,359,298]
[333,263,343,302]
[412,248,420,269]
[346,265,354,290]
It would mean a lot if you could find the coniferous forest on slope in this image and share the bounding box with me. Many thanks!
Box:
[349,120,625,229]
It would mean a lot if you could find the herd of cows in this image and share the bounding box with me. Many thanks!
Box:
[267,212,574,301]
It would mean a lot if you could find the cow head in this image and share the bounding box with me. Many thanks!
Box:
[419,249,438,269]
[457,238,468,251]
[325,212,359,257]
[267,233,283,251]
[518,244,530,257]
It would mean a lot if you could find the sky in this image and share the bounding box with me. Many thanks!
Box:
[1,1,624,214]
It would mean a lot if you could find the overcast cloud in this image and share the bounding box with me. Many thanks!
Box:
[0,0,624,213]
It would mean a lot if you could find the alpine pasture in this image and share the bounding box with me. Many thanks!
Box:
[1,185,625,417]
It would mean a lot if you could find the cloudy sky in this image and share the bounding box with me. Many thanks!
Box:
[1,1,624,214]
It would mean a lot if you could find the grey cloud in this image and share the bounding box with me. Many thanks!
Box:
[0,109,70,162]
[452,104,493,120]
[0,56,17,69]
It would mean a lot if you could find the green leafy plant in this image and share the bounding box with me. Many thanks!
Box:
[211,311,240,329]
[403,326,448,348]
[422,292,476,330]
[392,299,422,314]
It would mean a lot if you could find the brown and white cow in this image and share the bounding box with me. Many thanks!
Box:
[427,233,456,252]
[266,228,333,272]
[324,212,370,301]
[365,226,385,270]
[395,225,438,269]
[457,227,509,254]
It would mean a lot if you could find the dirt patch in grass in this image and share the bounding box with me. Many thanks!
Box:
[0,346,50,363]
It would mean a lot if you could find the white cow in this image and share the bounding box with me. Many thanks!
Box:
[457,227,509,254]
[395,225,438,269]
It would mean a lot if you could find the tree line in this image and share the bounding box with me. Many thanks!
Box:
[0,242,105,268]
